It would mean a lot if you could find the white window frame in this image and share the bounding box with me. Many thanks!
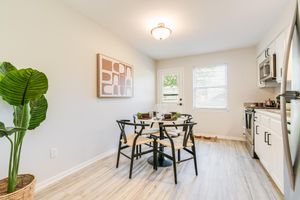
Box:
[161,73,179,104]
[192,64,228,110]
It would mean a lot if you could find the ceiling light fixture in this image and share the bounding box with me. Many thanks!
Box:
[151,23,172,40]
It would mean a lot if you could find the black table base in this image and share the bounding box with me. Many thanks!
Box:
[147,156,172,167]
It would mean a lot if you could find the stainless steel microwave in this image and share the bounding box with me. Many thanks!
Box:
[259,54,276,82]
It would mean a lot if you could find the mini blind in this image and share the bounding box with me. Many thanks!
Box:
[193,64,227,109]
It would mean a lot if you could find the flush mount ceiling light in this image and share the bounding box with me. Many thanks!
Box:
[151,23,172,40]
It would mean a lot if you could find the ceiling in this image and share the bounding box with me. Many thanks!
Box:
[63,0,291,60]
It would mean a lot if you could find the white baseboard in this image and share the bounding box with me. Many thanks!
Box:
[36,148,116,192]
[195,134,246,142]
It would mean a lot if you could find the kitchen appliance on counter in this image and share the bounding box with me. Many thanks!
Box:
[265,98,276,107]
[280,1,300,198]
[243,102,278,158]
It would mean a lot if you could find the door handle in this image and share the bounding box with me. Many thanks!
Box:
[178,103,183,106]
[267,133,271,146]
[279,91,300,103]
[264,131,268,143]
[265,49,268,57]
[255,125,259,135]
[266,48,270,57]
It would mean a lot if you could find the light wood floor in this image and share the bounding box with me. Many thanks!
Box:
[35,140,283,200]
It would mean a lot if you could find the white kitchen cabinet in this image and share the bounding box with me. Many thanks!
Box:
[268,41,276,55]
[254,111,284,193]
[254,121,267,164]
[258,27,293,86]
[276,29,287,83]
[275,28,292,83]
[269,127,284,191]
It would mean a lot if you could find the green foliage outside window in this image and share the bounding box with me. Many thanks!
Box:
[163,74,177,88]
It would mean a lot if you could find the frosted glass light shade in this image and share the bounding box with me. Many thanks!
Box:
[151,23,172,40]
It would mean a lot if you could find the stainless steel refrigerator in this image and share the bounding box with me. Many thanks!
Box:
[280,0,300,199]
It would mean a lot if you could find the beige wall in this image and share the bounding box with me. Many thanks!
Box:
[257,0,295,56]
[0,0,155,185]
[257,0,295,95]
[156,47,274,140]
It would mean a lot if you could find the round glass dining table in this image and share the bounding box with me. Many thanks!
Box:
[138,116,187,167]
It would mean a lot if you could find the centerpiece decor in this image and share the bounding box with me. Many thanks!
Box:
[137,112,151,120]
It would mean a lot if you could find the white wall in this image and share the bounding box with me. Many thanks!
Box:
[0,0,155,184]
[156,47,274,140]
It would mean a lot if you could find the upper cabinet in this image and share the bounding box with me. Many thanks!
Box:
[275,29,287,83]
[275,29,292,83]
[257,27,292,88]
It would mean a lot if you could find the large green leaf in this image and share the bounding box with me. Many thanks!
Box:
[0,68,48,106]
[0,62,17,81]
[28,95,48,130]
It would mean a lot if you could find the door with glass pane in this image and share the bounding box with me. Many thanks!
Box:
[157,68,184,113]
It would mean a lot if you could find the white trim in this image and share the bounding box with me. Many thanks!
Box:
[195,133,246,141]
[35,148,116,192]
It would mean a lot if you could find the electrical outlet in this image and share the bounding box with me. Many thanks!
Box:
[50,148,58,159]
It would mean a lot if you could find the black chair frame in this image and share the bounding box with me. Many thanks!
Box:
[155,122,198,184]
[116,120,157,179]
[133,115,157,155]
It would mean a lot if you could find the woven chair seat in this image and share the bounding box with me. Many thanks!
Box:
[168,129,184,137]
[157,136,193,150]
[143,128,159,135]
[150,129,183,138]
[121,134,154,146]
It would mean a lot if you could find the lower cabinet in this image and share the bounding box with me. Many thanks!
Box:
[254,112,284,193]
[254,122,264,160]
[269,130,284,191]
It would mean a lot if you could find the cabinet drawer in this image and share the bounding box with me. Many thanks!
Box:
[261,115,270,127]
[270,118,282,136]
[255,113,261,123]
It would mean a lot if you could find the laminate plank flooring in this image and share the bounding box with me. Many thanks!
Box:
[35,140,283,200]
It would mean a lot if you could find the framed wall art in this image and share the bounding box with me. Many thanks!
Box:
[97,54,134,98]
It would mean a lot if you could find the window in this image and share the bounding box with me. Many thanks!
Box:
[161,73,179,103]
[193,64,227,109]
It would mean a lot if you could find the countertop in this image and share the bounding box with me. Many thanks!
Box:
[255,109,291,122]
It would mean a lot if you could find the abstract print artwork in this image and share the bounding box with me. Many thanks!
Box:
[97,54,133,97]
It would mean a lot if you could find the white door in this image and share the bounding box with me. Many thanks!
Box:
[157,68,184,113]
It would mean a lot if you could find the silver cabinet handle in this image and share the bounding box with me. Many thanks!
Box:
[264,131,268,143]
[255,125,259,135]
[267,133,271,146]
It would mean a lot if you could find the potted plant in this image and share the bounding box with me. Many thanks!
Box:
[0,62,48,200]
